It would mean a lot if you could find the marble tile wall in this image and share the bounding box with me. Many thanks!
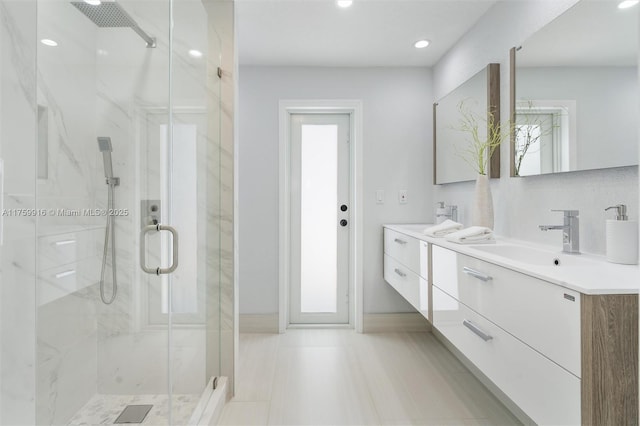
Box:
[1,0,235,422]
[35,0,100,229]
[202,0,235,393]
[93,0,236,404]
[33,1,102,424]
[36,286,98,424]
[0,1,38,424]
[92,1,178,396]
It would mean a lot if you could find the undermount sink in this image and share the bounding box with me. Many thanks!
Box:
[469,244,591,267]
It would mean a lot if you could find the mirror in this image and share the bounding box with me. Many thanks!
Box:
[511,0,638,177]
[434,64,500,184]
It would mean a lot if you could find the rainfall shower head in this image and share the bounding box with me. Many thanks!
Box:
[71,1,156,48]
[97,137,115,181]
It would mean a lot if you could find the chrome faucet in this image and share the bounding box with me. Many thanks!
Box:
[435,202,458,223]
[539,210,580,254]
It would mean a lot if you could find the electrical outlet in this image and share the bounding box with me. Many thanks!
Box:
[376,190,384,204]
[399,190,408,204]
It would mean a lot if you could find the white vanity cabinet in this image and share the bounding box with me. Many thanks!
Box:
[432,246,581,425]
[383,228,429,320]
[432,245,581,378]
[383,225,638,426]
[433,286,580,425]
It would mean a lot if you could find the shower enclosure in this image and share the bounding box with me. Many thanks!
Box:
[0,0,235,424]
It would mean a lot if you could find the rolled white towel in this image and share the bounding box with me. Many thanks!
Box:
[423,219,464,238]
[444,226,495,244]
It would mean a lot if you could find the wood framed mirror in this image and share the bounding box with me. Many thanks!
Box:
[434,63,501,184]
[510,1,638,177]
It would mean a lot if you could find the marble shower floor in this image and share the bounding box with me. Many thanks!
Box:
[67,393,200,425]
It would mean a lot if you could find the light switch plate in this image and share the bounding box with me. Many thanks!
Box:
[376,190,384,204]
[399,190,408,204]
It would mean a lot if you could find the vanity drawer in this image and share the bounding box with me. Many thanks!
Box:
[37,256,100,306]
[38,229,101,272]
[432,286,581,426]
[384,228,421,276]
[432,245,581,378]
[384,254,429,319]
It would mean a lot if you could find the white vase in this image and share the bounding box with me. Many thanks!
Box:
[472,174,494,229]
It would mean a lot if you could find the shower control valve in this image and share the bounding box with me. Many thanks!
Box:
[106,177,120,186]
[141,200,161,228]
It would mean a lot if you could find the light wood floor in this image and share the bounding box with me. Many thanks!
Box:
[218,330,521,426]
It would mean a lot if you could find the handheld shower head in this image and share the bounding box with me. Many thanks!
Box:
[97,136,112,152]
[97,137,116,182]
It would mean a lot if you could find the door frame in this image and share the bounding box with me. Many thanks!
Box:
[278,100,364,333]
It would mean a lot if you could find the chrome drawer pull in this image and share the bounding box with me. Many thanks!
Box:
[463,319,493,341]
[394,268,406,278]
[463,266,492,282]
[55,270,76,279]
[394,238,407,245]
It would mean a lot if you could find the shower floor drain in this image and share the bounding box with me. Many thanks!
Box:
[114,405,153,424]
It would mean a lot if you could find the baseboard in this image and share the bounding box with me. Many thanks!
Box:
[363,312,431,333]
[432,329,534,426]
[239,314,279,333]
[242,313,429,333]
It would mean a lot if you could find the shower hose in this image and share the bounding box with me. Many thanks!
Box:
[99,183,118,304]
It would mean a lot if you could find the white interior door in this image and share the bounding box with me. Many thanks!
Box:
[290,113,350,325]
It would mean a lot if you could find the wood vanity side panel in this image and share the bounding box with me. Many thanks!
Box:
[581,294,638,426]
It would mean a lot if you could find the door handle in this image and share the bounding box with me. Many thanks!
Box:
[140,224,179,275]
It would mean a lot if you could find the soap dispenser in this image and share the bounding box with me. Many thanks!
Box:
[605,204,638,265]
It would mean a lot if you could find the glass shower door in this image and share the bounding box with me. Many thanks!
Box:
[28,0,224,424]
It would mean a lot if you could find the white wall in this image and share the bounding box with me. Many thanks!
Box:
[433,0,639,256]
[239,66,432,315]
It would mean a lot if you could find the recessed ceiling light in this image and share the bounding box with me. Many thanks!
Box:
[40,39,58,47]
[618,0,639,8]
[84,0,101,5]
[188,49,203,58]
[414,39,430,49]
[337,0,353,8]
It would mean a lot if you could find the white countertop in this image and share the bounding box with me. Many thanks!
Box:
[385,224,639,295]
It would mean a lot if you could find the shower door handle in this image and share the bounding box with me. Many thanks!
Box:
[140,224,179,275]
